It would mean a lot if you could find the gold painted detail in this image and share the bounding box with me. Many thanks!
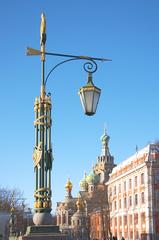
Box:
[41,85,46,100]
[33,142,42,167]
[34,96,52,111]
[65,178,73,191]
[34,104,52,111]
[34,187,52,209]
[76,194,84,211]
[40,13,46,42]
[34,188,51,199]
[43,201,51,208]
[40,13,46,61]
[78,86,101,94]
[34,115,51,127]
[34,200,51,209]
[26,47,41,56]
[34,201,43,209]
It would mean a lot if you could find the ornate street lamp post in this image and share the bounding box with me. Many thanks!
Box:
[27,13,111,226]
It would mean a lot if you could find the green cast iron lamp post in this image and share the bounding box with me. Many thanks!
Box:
[26,13,111,226]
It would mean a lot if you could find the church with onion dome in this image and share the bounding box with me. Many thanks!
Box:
[56,127,159,240]
[56,128,115,240]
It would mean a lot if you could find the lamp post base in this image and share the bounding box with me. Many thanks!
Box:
[33,212,53,225]
[19,225,68,240]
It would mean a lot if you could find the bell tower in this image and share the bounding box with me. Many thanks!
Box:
[94,128,116,182]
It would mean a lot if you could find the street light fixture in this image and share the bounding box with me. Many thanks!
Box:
[27,13,111,226]
[78,72,101,116]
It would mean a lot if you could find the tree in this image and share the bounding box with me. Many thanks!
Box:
[0,186,31,236]
[0,187,25,212]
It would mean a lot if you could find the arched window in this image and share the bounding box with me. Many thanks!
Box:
[135,176,138,187]
[141,173,145,185]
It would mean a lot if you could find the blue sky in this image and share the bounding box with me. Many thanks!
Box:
[0,0,159,211]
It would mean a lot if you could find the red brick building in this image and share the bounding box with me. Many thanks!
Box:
[107,143,159,240]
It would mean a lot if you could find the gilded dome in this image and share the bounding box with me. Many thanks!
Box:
[65,178,73,191]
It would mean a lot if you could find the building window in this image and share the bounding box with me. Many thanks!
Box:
[124,197,127,208]
[63,214,66,224]
[114,201,117,210]
[141,173,145,185]
[141,192,145,204]
[124,181,126,191]
[109,202,112,211]
[141,212,146,230]
[110,219,112,230]
[124,215,127,228]
[109,187,112,196]
[155,170,159,183]
[135,176,138,187]
[119,183,121,193]
[155,190,159,208]
[114,217,117,227]
[129,196,132,207]
[68,217,71,225]
[119,216,122,230]
[130,231,133,239]
[134,213,138,228]
[58,216,61,224]
[119,199,121,209]
[135,231,139,239]
[91,219,94,226]
[129,215,132,225]
[135,194,138,205]
[114,185,116,195]
[129,178,132,189]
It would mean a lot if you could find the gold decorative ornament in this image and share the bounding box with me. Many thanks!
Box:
[32,142,42,167]
[43,201,49,208]
[65,178,73,191]
[40,13,46,41]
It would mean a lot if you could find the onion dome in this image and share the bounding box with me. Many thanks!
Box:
[86,170,99,185]
[100,127,110,144]
[65,178,73,191]
[79,172,88,191]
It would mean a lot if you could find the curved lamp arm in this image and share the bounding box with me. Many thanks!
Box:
[45,57,98,86]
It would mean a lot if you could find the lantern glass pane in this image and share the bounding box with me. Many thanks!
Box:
[79,91,86,113]
[84,90,94,114]
[92,91,100,113]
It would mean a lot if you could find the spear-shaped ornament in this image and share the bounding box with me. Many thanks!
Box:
[40,13,46,64]
[40,13,46,99]
[40,13,46,46]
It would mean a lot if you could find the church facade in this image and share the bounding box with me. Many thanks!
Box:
[56,129,115,240]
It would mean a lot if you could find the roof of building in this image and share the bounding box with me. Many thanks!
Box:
[110,143,159,177]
